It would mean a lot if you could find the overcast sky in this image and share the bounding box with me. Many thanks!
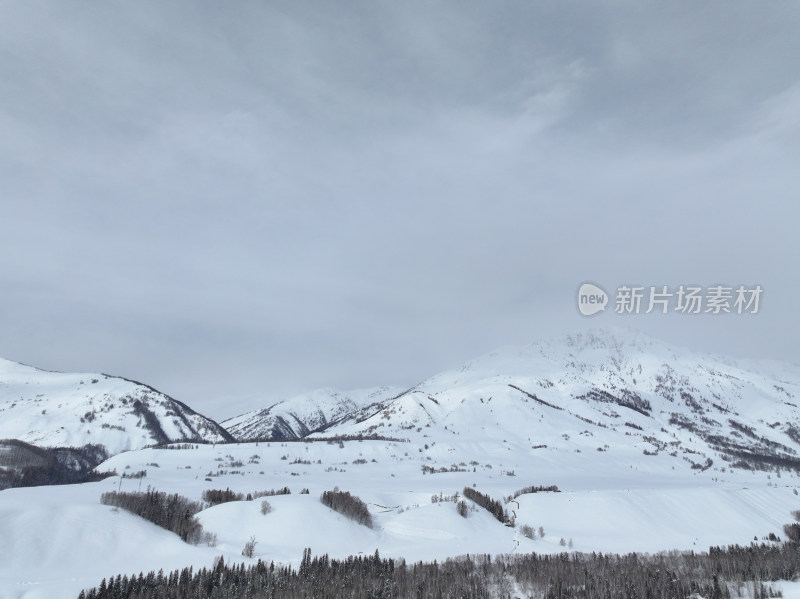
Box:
[1,1,798,419]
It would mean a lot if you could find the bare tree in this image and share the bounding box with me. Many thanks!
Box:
[242,535,257,558]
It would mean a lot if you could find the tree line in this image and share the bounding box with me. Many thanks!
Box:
[202,488,244,506]
[0,439,112,490]
[505,484,560,503]
[100,488,208,544]
[462,486,511,524]
[201,487,292,506]
[320,488,372,528]
[78,540,800,599]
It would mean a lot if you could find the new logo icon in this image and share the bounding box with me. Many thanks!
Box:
[577,282,608,316]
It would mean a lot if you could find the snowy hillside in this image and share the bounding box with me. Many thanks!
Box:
[319,328,800,476]
[223,386,402,441]
[0,358,233,455]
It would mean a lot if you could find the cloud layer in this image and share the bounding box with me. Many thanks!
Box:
[2,2,798,417]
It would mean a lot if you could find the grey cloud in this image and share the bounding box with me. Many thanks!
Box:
[1,1,798,419]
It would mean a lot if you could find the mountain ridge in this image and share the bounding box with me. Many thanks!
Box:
[0,357,233,455]
[229,328,800,477]
[4,328,800,478]
[222,385,403,441]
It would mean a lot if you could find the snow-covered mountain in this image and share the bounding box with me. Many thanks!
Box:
[5,328,800,599]
[0,358,233,455]
[223,386,402,441]
[281,328,800,475]
[7,328,798,476]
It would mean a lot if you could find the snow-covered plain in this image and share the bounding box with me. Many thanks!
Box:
[2,329,800,598]
[2,438,799,599]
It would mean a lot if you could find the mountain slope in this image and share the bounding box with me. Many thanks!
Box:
[312,328,800,475]
[0,358,234,455]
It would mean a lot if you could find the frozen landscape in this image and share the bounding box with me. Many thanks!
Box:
[2,329,800,598]
[4,0,798,596]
